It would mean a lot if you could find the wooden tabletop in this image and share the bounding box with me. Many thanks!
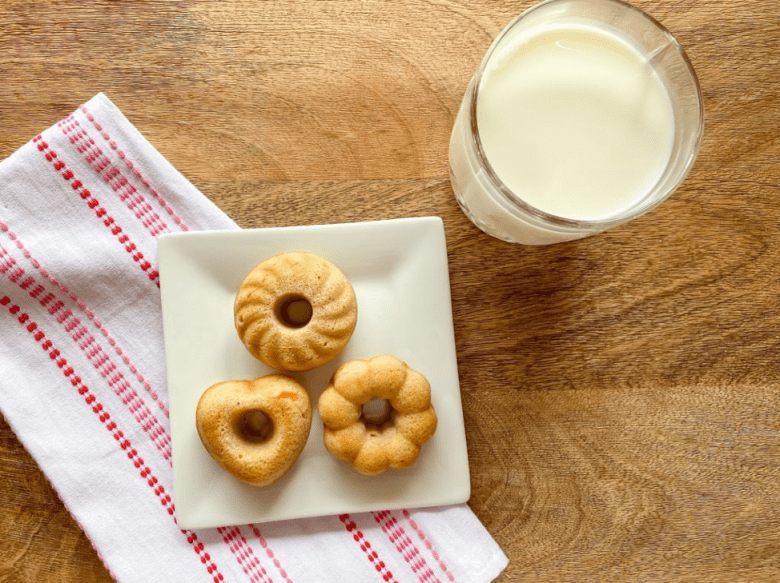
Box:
[1,1,779,581]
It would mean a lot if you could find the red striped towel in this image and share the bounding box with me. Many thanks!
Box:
[0,93,508,583]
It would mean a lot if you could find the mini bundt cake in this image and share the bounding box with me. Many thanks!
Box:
[234,251,358,371]
[196,375,312,487]
[318,355,437,475]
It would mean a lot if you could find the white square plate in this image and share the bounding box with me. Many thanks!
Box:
[158,217,470,530]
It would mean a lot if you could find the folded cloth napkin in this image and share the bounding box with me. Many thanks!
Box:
[0,93,508,583]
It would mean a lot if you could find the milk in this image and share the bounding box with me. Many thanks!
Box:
[476,22,675,221]
[448,9,691,245]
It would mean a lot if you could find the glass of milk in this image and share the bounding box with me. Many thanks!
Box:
[449,0,703,244]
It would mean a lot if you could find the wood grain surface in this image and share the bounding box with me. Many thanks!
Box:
[1,0,779,581]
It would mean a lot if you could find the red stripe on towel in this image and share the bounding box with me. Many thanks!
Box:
[1,294,226,583]
[219,526,273,583]
[0,241,171,460]
[372,510,440,583]
[33,135,160,287]
[401,510,457,583]
[339,514,398,583]
[58,115,172,238]
[81,104,190,232]
[0,221,168,417]
[248,524,294,583]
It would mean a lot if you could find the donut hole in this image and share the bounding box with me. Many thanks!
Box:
[274,294,313,328]
[361,397,392,434]
[235,410,274,443]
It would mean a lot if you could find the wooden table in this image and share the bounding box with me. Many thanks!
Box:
[1,1,778,581]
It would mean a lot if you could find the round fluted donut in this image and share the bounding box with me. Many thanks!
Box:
[196,375,312,487]
[318,355,437,475]
[234,252,358,371]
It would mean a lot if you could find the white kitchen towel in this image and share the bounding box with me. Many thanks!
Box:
[0,93,508,583]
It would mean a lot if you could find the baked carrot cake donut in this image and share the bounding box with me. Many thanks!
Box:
[234,251,358,372]
[318,355,437,475]
[196,375,312,487]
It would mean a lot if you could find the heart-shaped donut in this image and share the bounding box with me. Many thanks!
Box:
[196,375,312,486]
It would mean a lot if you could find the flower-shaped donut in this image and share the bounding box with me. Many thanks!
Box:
[318,355,437,475]
[234,251,358,372]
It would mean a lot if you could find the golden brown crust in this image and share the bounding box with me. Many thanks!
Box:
[234,252,358,371]
[196,375,312,487]
[318,355,437,475]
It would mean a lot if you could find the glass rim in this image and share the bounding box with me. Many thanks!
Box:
[468,0,705,230]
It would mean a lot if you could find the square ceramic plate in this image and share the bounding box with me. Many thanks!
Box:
[158,217,470,530]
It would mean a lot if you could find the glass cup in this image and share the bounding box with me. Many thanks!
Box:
[449,0,704,245]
